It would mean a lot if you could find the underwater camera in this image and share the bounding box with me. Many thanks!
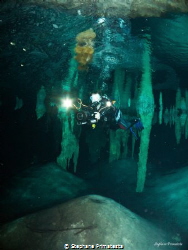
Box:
[76,109,97,125]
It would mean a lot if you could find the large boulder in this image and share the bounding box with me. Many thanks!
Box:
[0,195,181,250]
[79,159,188,246]
[0,162,90,223]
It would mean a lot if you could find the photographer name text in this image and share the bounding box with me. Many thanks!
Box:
[64,244,124,249]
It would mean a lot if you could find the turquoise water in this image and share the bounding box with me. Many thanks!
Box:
[0,3,188,249]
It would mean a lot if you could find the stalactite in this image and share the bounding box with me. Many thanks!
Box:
[131,136,136,159]
[85,127,107,164]
[123,73,132,109]
[159,92,163,125]
[175,89,182,144]
[176,88,181,109]
[109,130,120,163]
[109,68,130,162]
[35,85,46,120]
[57,114,79,172]
[175,117,181,144]
[57,57,79,172]
[132,77,140,112]
[112,68,125,107]
[14,96,23,110]
[136,37,154,193]
[185,90,188,108]
[169,107,175,127]
[112,70,133,111]
[179,97,187,128]
[163,108,169,126]
[121,128,129,158]
[185,117,188,140]
[109,130,128,162]
[185,90,188,140]
[174,88,188,143]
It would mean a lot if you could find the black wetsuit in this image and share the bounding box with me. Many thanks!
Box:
[91,97,130,130]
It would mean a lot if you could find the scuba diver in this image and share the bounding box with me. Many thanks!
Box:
[75,92,144,138]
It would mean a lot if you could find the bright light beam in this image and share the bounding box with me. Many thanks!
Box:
[106,101,112,107]
[61,98,73,108]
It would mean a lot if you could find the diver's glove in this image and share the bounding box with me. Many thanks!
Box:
[94,112,101,120]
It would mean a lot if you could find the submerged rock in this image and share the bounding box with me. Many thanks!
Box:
[0,195,177,250]
[1,0,188,18]
[0,162,90,223]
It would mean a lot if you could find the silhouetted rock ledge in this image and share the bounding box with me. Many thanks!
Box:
[0,0,188,18]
